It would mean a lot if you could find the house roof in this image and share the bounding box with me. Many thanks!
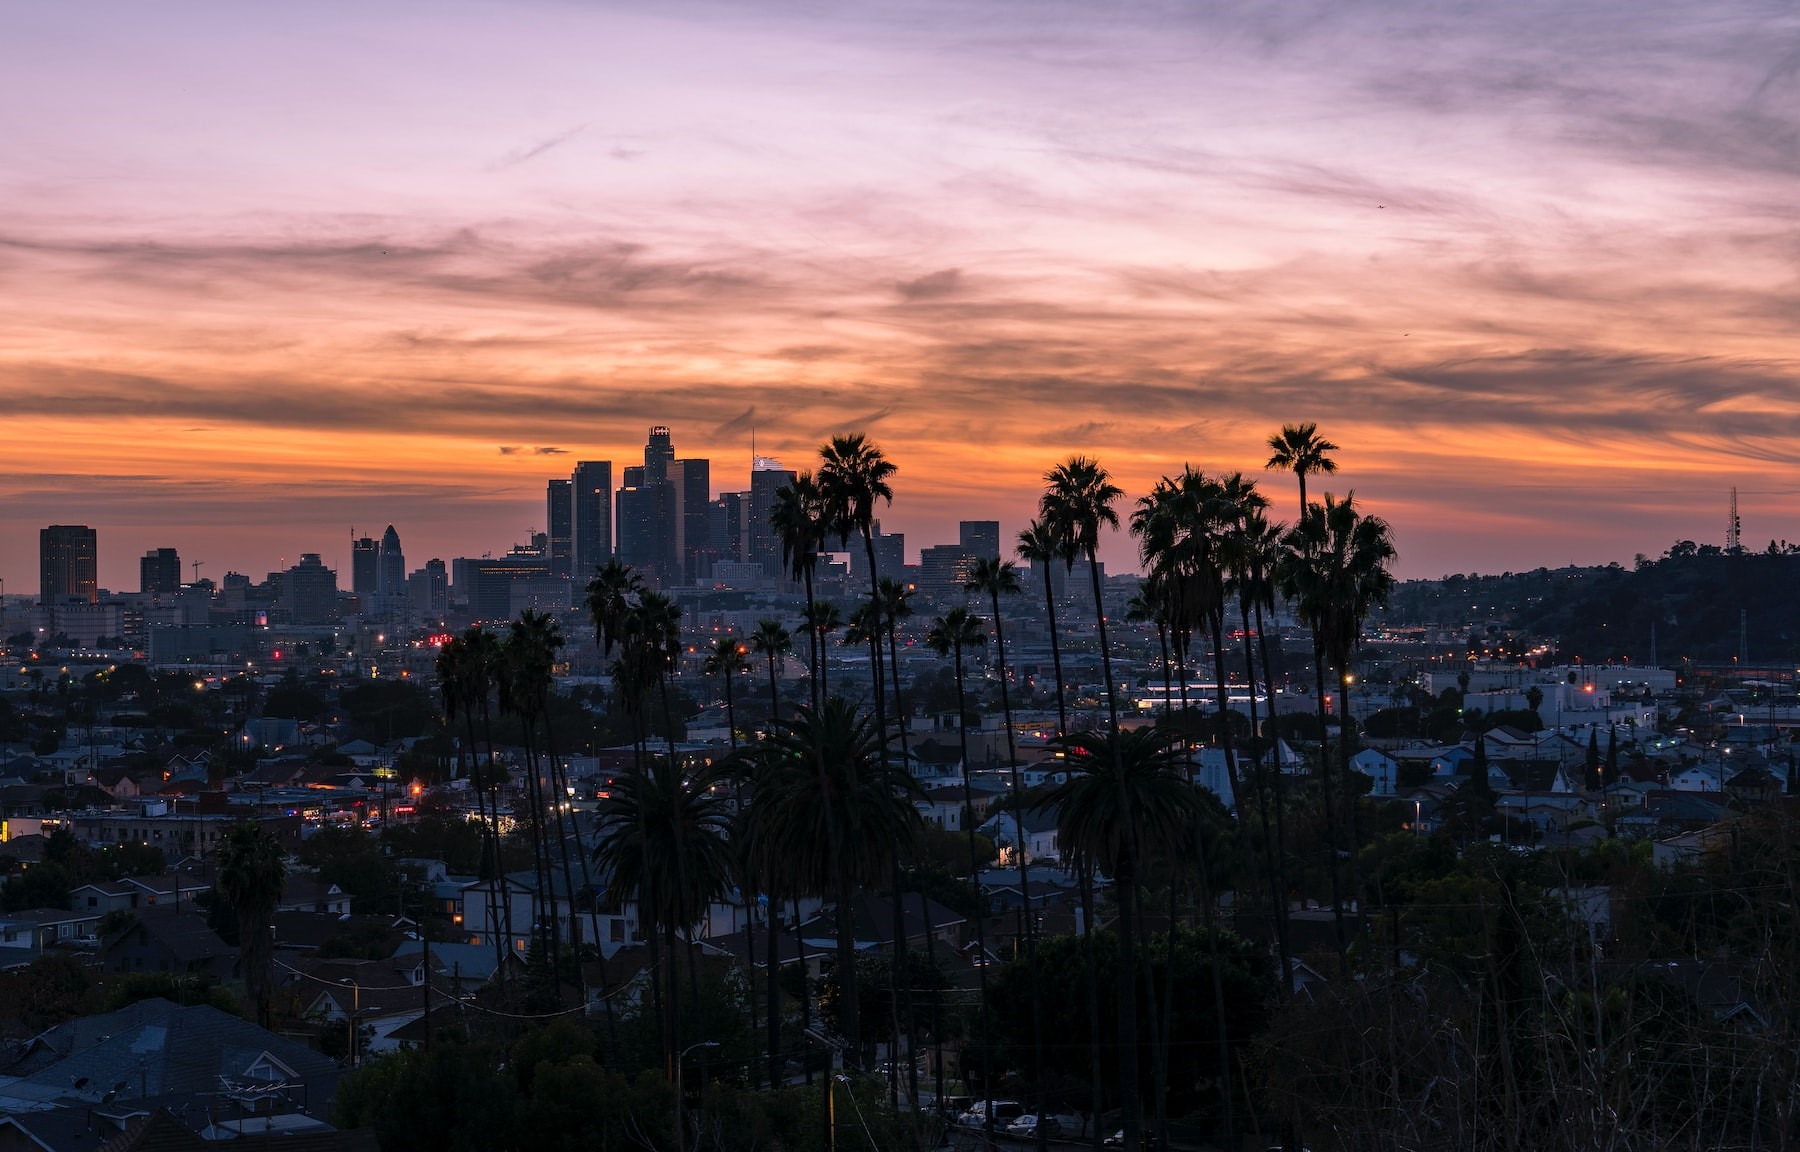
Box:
[0,1001,338,1112]
[101,906,232,968]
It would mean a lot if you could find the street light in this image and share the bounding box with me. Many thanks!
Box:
[675,1040,720,1152]
[337,978,361,1068]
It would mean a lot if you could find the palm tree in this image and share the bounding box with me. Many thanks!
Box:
[1280,493,1396,967]
[703,634,749,751]
[1041,458,1126,739]
[1221,506,1296,996]
[966,556,1051,1148]
[772,473,829,709]
[435,631,511,976]
[1048,725,1202,1152]
[817,434,900,1067]
[216,821,286,1029]
[750,620,792,723]
[876,574,924,1103]
[586,558,646,660]
[592,754,736,1082]
[926,606,999,1145]
[757,699,924,1062]
[1265,422,1339,526]
[499,612,571,986]
[803,601,844,699]
[1017,514,1102,1144]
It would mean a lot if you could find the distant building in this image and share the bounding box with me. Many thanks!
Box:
[959,520,1001,561]
[708,492,750,571]
[140,547,182,595]
[546,478,573,580]
[351,535,379,597]
[276,553,339,625]
[918,543,978,600]
[407,558,449,617]
[572,459,614,584]
[748,457,796,582]
[376,525,405,605]
[39,524,97,605]
[671,456,712,583]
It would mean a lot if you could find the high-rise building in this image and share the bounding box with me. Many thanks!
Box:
[140,547,182,595]
[959,520,1001,561]
[708,493,749,571]
[918,543,979,600]
[351,536,379,597]
[849,520,905,584]
[571,460,613,583]
[40,525,97,605]
[407,558,449,617]
[278,554,339,624]
[377,526,405,603]
[645,426,674,484]
[670,457,711,583]
[546,479,573,581]
[749,457,796,582]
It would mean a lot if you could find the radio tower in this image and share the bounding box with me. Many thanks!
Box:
[1727,487,1742,554]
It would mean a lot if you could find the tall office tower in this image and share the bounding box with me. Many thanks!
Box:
[707,495,741,569]
[848,520,906,584]
[280,554,339,624]
[140,547,182,595]
[670,457,711,583]
[749,457,796,581]
[644,425,674,484]
[407,558,449,617]
[546,479,573,580]
[39,525,98,605]
[959,520,1001,561]
[571,460,613,583]
[377,525,406,604]
[351,535,379,597]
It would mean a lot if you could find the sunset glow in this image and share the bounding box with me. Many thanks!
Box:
[6,0,1798,587]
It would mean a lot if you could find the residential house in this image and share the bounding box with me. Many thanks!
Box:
[0,909,102,966]
[1349,749,1400,796]
[99,906,234,978]
[977,806,1060,865]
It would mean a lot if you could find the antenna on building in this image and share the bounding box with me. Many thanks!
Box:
[1728,487,1742,554]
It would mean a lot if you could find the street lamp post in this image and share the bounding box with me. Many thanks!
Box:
[674,1040,719,1152]
[338,978,361,1068]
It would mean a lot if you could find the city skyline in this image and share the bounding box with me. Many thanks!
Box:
[6,1,1798,590]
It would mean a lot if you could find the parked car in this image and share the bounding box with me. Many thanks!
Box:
[956,1100,1026,1130]
[1006,1113,1083,1140]
[1103,1131,1126,1148]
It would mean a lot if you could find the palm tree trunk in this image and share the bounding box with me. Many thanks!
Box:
[539,700,586,1004]
[1198,843,1234,1144]
[794,896,813,1087]
[518,719,561,983]
[1240,600,1292,1001]
[478,697,515,978]
[766,654,780,723]
[953,643,996,1146]
[1114,854,1143,1149]
[803,565,820,714]
[1042,562,1070,741]
[1207,605,1244,834]
[993,588,1049,1152]
[1088,551,1144,1146]
[1080,867,1104,1151]
[1311,636,1348,972]
[1254,599,1295,999]
[766,881,783,1089]
[886,619,922,1108]
[1338,663,1371,951]
[462,708,506,977]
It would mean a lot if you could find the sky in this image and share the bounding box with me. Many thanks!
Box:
[4,0,1800,591]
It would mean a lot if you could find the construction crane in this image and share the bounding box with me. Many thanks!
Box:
[191,560,205,583]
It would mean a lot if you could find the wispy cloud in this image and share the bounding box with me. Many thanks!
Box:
[488,124,588,171]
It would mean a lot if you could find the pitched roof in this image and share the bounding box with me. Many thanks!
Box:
[0,1001,338,1112]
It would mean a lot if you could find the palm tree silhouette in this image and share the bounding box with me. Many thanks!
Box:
[966,555,1051,1148]
[749,620,792,724]
[818,433,900,1067]
[703,634,749,751]
[772,472,829,709]
[758,698,923,1074]
[593,753,735,1083]
[802,601,844,699]
[216,821,286,1029]
[926,606,999,1144]
[1048,725,1202,1152]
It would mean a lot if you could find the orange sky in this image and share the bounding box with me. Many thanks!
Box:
[5,0,1800,590]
